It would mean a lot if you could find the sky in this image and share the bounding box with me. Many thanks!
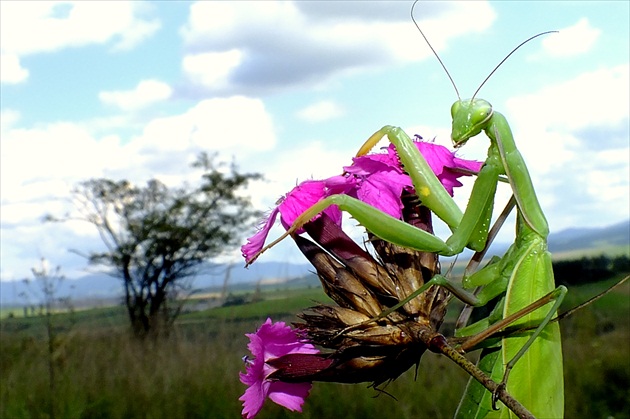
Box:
[1,1,628,282]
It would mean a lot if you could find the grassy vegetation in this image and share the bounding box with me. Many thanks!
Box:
[552,244,630,261]
[1,276,628,419]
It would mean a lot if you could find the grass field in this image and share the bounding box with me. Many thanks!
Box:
[1,276,628,419]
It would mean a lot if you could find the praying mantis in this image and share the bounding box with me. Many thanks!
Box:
[249,5,567,419]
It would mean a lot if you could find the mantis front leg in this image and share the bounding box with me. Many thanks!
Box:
[253,124,500,262]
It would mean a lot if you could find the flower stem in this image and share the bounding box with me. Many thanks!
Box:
[428,334,535,419]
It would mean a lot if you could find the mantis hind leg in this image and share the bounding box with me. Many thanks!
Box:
[494,285,566,409]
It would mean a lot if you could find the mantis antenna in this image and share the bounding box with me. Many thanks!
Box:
[410,0,460,100]
[471,30,558,100]
[411,0,557,102]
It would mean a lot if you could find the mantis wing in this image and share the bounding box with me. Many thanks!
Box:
[456,229,564,419]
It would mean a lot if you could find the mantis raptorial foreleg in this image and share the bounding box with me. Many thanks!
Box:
[254,124,499,259]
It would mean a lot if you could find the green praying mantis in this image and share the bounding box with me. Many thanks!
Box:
[251,6,568,419]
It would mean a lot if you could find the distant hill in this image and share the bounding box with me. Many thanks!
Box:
[2,219,628,307]
[0,261,315,307]
[548,220,629,253]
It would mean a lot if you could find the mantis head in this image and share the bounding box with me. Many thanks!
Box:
[410,0,553,149]
[450,98,493,147]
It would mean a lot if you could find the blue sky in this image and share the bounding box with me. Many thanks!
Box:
[1,1,628,281]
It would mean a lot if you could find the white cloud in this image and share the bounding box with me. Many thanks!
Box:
[0,120,129,279]
[541,18,601,58]
[507,64,629,135]
[178,1,496,96]
[99,79,173,111]
[0,1,160,83]
[130,96,276,158]
[502,65,629,232]
[110,14,162,52]
[1,2,160,54]
[585,151,630,203]
[0,53,28,84]
[1,94,280,279]
[1,97,278,218]
[182,50,243,89]
[296,100,345,123]
[1,123,121,206]
[0,109,21,132]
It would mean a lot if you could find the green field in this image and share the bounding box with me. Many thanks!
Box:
[1,277,629,419]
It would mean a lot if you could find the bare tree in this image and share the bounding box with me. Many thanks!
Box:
[21,258,68,419]
[49,153,261,337]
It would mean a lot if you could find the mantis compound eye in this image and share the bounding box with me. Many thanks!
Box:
[470,99,493,126]
[450,101,461,119]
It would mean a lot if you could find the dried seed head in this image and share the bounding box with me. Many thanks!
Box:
[293,233,383,317]
[301,215,400,299]
[287,193,450,387]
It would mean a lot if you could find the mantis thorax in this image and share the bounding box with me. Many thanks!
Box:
[450,99,493,147]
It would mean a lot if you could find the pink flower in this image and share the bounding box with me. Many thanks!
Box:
[239,318,320,418]
[410,137,482,195]
[241,180,342,263]
[340,152,411,220]
[241,136,483,264]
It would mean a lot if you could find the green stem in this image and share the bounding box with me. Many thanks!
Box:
[428,334,535,419]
